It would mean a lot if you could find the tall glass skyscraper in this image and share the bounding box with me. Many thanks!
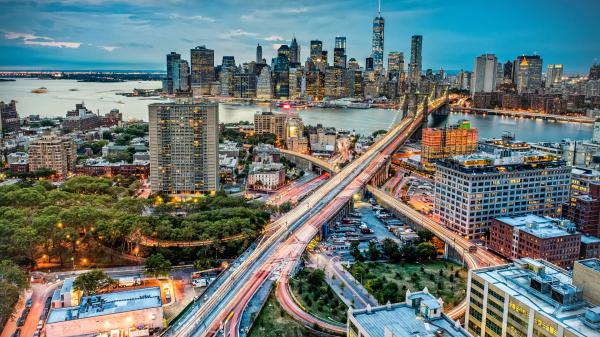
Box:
[371,1,384,70]
[256,44,263,64]
[408,35,423,90]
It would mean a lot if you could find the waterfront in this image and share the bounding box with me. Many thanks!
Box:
[0,79,593,141]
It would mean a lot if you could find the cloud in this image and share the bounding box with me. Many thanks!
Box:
[169,13,216,23]
[264,35,285,41]
[4,31,80,48]
[101,46,118,52]
[222,29,258,39]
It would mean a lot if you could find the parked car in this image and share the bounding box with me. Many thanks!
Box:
[25,298,33,308]
[12,329,21,337]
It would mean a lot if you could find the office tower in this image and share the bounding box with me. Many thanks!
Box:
[190,45,215,95]
[371,0,385,70]
[277,45,290,64]
[335,36,346,50]
[0,100,20,136]
[347,58,360,70]
[333,48,346,68]
[310,40,323,61]
[222,56,236,69]
[503,60,513,82]
[387,51,403,78]
[514,55,543,93]
[589,63,600,80]
[256,44,263,64]
[489,215,581,269]
[496,63,503,88]
[457,70,472,91]
[28,134,76,180]
[149,102,219,195]
[546,64,564,88]
[290,37,300,65]
[408,35,423,90]
[471,54,498,94]
[365,57,374,71]
[421,120,478,170]
[178,60,190,92]
[234,72,257,98]
[165,52,181,94]
[466,258,600,337]
[434,152,570,239]
[256,67,273,99]
[274,46,290,98]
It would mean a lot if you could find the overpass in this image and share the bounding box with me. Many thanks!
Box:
[163,90,448,337]
[453,106,597,124]
[279,148,337,174]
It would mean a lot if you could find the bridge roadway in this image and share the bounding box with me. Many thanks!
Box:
[166,94,446,337]
[367,186,507,319]
[453,106,596,124]
[279,148,337,173]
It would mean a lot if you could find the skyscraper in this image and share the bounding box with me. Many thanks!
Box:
[290,37,300,65]
[471,54,498,94]
[514,55,543,93]
[149,102,219,195]
[546,64,563,88]
[178,60,190,92]
[365,57,374,71]
[333,36,347,69]
[256,67,273,99]
[310,40,323,61]
[222,56,236,69]
[371,1,385,70]
[256,44,263,64]
[165,52,181,94]
[335,36,346,50]
[408,35,423,90]
[190,45,215,95]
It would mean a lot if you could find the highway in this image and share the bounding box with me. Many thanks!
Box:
[165,92,447,337]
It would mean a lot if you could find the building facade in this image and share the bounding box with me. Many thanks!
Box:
[149,102,219,195]
[28,134,77,179]
[472,54,498,94]
[434,153,571,239]
[190,45,215,95]
[563,182,600,236]
[489,215,581,269]
[421,120,478,169]
[466,258,600,337]
[0,100,20,136]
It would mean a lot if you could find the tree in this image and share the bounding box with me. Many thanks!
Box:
[381,238,400,261]
[401,243,418,263]
[0,260,29,329]
[417,229,434,243]
[307,269,325,287]
[144,253,172,278]
[367,241,381,261]
[73,270,115,296]
[279,201,293,213]
[350,241,364,262]
[416,242,437,261]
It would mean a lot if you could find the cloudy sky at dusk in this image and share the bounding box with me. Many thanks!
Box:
[0,0,599,73]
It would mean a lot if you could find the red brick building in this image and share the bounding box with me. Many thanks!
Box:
[75,160,149,179]
[580,236,600,259]
[489,215,581,269]
[563,183,600,237]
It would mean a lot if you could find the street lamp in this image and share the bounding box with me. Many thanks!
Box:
[70,256,75,269]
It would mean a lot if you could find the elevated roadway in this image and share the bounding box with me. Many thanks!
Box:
[279,148,337,174]
[453,106,596,124]
[164,92,447,337]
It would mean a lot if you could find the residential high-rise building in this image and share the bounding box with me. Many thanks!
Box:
[421,120,478,169]
[514,55,543,93]
[489,215,582,269]
[256,44,263,64]
[589,63,600,81]
[28,134,76,180]
[310,40,322,61]
[254,111,291,140]
[0,100,20,136]
[472,54,498,94]
[190,45,215,95]
[466,258,600,337]
[434,152,570,239]
[290,37,300,65]
[149,102,219,195]
[165,52,181,94]
[546,64,564,88]
[408,35,423,90]
[256,67,273,99]
[371,2,385,70]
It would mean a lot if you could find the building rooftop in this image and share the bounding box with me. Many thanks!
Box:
[47,287,162,324]
[495,215,579,239]
[439,151,566,174]
[473,258,599,337]
[581,235,600,244]
[350,290,470,337]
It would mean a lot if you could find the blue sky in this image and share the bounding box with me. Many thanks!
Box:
[0,0,598,73]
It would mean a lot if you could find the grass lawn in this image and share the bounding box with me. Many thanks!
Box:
[289,268,348,324]
[248,290,316,337]
[347,260,467,310]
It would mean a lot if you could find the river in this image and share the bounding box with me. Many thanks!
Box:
[0,79,593,142]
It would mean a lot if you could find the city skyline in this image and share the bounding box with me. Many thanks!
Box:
[0,0,599,72]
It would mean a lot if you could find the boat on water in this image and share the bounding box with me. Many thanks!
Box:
[69,88,79,91]
[31,87,48,94]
